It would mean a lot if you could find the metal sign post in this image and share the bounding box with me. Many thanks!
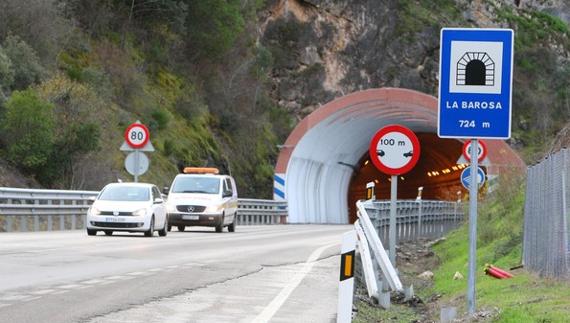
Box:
[134,149,140,182]
[467,139,478,314]
[389,175,397,265]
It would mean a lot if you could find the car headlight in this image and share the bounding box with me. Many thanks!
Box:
[90,207,101,216]
[205,205,222,213]
[133,208,146,217]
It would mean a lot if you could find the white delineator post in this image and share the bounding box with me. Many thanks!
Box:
[354,220,379,300]
[337,230,357,323]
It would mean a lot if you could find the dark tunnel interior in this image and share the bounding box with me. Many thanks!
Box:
[347,133,472,223]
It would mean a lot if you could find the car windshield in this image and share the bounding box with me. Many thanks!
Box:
[98,186,150,201]
[172,177,220,194]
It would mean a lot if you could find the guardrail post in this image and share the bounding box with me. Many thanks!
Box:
[20,211,27,232]
[6,199,13,232]
[34,199,40,232]
[71,200,77,230]
[417,200,423,238]
[47,200,53,231]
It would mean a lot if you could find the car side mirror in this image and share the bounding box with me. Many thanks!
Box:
[162,186,169,195]
[154,198,164,204]
[223,190,232,198]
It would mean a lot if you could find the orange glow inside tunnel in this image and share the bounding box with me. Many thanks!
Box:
[348,133,468,223]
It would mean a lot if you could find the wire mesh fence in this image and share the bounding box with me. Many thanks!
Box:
[523,149,570,278]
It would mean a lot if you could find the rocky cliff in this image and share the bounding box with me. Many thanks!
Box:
[260,0,570,161]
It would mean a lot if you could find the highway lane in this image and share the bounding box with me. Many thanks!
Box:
[0,225,351,322]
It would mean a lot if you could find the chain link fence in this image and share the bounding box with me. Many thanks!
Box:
[524,149,570,278]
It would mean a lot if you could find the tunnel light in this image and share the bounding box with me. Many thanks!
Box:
[400,177,405,181]
[452,166,458,171]
[374,179,379,184]
[364,160,369,166]
[427,172,432,177]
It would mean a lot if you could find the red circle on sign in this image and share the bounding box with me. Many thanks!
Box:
[124,123,150,149]
[369,125,420,175]
[462,139,487,163]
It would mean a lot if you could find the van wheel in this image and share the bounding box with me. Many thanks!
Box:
[167,225,172,232]
[177,225,185,232]
[215,214,224,233]
[104,231,113,236]
[87,229,97,236]
[228,217,236,233]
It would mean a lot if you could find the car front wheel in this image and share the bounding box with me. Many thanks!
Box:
[87,229,97,236]
[158,217,168,237]
[145,217,155,237]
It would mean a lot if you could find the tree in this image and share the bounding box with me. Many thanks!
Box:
[2,90,55,175]
[186,0,245,60]
[2,35,46,90]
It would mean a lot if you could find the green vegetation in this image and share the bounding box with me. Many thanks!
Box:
[428,177,570,321]
[0,0,290,196]
[492,4,570,162]
[354,300,419,323]
[396,0,463,39]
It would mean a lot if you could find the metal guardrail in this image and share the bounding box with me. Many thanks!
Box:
[361,199,464,244]
[0,187,288,232]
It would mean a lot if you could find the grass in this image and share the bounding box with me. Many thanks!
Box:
[428,178,570,322]
[354,299,420,323]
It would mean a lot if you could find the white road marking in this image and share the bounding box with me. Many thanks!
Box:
[0,294,31,301]
[82,279,105,285]
[105,276,127,280]
[0,303,11,309]
[250,243,337,323]
[30,289,56,295]
[58,284,81,289]
[22,296,41,302]
[51,290,68,295]
[148,268,164,272]
[126,272,147,276]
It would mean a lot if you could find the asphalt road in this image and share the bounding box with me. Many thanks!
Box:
[0,225,352,323]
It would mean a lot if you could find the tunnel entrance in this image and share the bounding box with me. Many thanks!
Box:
[347,133,466,223]
[275,88,525,224]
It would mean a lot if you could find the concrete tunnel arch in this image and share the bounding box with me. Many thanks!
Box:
[274,88,525,224]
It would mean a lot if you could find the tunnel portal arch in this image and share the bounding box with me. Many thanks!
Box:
[274,88,525,224]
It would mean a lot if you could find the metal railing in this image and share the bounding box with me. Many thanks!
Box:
[524,149,570,278]
[0,187,288,232]
[361,199,464,245]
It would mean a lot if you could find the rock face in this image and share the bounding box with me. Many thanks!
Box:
[260,0,570,125]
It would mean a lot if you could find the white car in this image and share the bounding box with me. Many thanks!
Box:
[86,183,168,237]
[165,167,238,233]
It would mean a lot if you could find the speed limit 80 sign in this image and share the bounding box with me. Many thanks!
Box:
[124,122,150,149]
[369,125,420,175]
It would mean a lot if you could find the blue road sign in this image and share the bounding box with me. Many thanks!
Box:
[438,28,514,139]
[460,166,486,189]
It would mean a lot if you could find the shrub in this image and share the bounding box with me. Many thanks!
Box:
[151,108,171,130]
[2,90,55,174]
[0,47,14,93]
[3,35,46,90]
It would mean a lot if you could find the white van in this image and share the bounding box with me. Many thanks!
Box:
[165,167,238,233]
